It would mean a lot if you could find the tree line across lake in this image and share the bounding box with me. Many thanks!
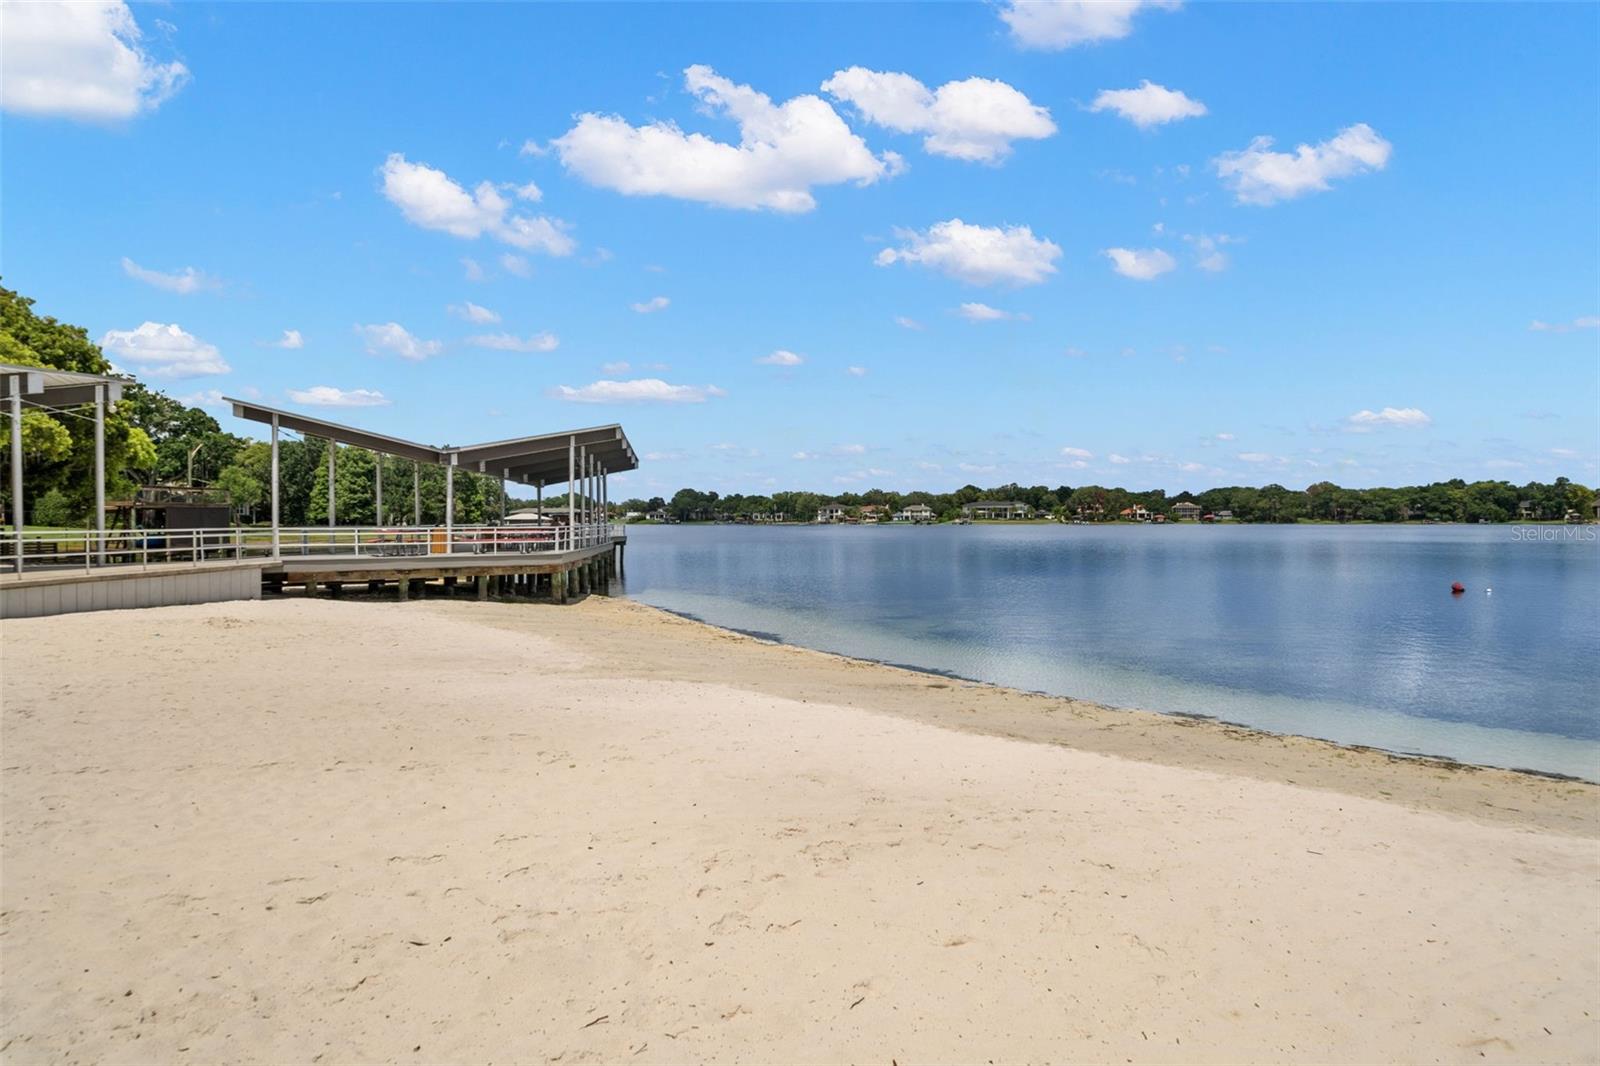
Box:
[3,284,1593,529]
[614,479,1596,525]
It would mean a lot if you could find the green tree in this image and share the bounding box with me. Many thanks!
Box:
[214,442,273,522]
[32,487,74,527]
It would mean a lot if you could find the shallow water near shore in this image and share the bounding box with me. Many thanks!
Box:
[616,523,1600,779]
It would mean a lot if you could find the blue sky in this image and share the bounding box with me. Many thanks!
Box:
[3,1,1597,499]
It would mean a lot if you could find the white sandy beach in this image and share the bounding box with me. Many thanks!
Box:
[2,597,1596,1064]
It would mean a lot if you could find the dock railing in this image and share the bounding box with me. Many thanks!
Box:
[1,523,624,575]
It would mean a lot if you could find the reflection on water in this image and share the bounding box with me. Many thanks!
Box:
[617,523,1600,779]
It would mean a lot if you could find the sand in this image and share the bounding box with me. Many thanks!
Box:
[2,596,1596,1064]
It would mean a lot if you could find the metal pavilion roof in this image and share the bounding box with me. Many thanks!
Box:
[223,397,637,485]
[0,362,127,408]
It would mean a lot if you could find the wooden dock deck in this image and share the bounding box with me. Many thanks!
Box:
[1,535,625,618]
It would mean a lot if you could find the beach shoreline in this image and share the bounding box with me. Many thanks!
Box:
[3,597,1596,1063]
[637,598,1598,786]
[524,595,1598,837]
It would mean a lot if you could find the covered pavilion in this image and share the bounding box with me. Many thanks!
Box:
[222,398,638,558]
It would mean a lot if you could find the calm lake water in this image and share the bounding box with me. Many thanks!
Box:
[615,523,1600,779]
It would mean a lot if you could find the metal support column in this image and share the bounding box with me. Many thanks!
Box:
[327,440,336,527]
[270,414,280,558]
[8,390,21,574]
[375,453,383,526]
[413,461,421,525]
[94,384,106,563]
[567,436,576,550]
[502,468,509,522]
[445,453,456,551]
[536,481,543,522]
[578,444,587,542]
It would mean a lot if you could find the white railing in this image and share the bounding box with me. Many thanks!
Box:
[1,523,624,574]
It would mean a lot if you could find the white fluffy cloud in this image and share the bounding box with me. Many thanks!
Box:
[877,218,1061,286]
[287,386,391,408]
[958,302,1023,322]
[467,332,559,353]
[119,257,218,294]
[356,322,442,362]
[498,253,532,278]
[894,315,924,330]
[821,67,1055,163]
[630,296,670,314]
[98,322,228,378]
[1215,123,1392,205]
[756,349,805,366]
[1088,81,1206,128]
[846,366,868,377]
[1,1,188,121]
[1061,446,1094,458]
[449,301,500,324]
[175,389,225,408]
[1184,233,1236,272]
[1346,407,1432,430]
[271,329,305,349]
[552,65,900,213]
[1105,247,1177,280]
[1529,316,1600,333]
[379,153,575,255]
[551,378,726,404]
[999,0,1181,50]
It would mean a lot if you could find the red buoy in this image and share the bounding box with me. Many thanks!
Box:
[1451,582,1465,594]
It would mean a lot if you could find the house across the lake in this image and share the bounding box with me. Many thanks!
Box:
[858,504,888,523]
[1170,501,1202,521]
[962,500,1033,520]
[895,503,937,523]
[1118,505,1151,522]
[816,503,847,523]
